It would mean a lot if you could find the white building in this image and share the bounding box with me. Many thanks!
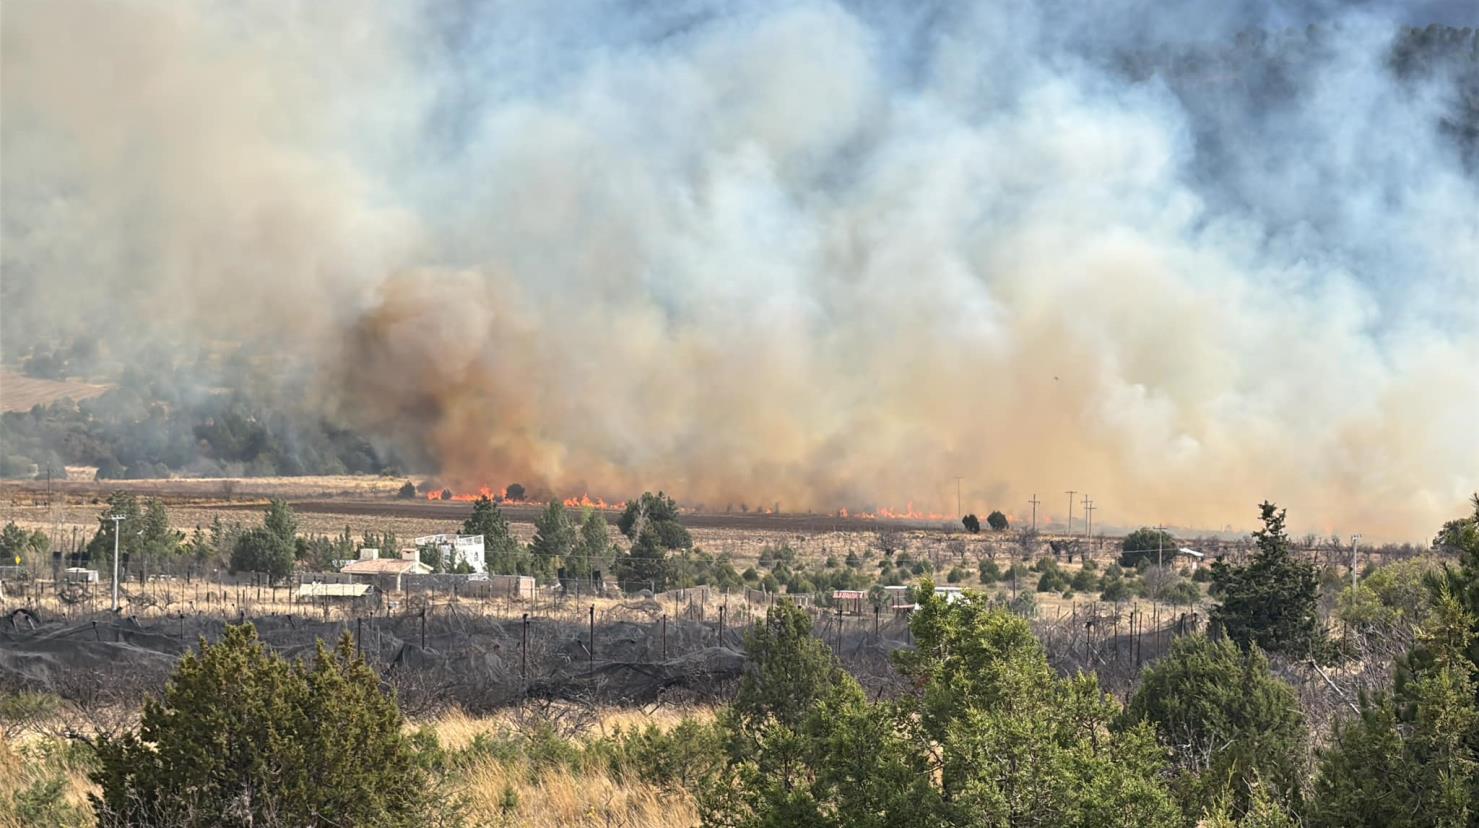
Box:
[413,534,487,574]
[340,548,433,592]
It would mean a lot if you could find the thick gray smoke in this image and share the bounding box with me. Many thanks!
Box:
[3,1,1476,539]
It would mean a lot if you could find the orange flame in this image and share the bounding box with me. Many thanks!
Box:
[425,485,497,502]
[562,493,618,510]
[832,501,952,521]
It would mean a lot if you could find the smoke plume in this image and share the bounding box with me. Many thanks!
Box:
[3,1,1477,539]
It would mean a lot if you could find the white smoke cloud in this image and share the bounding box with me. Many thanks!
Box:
[3,0,1476,539]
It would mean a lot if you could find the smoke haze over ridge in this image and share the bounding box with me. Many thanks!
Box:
[3,1,1477,539]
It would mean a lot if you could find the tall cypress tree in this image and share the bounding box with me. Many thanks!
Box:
[1210,502,1323,659]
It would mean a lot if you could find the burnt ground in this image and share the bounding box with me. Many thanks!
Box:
[0,603,914,717]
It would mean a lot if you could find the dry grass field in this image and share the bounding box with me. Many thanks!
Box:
[0,706,707,828]
[0,371,110,413]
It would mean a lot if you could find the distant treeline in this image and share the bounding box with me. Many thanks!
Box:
[1,341,401,480]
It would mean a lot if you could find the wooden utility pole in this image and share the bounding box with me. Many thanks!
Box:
[1084,498,1096,550]
[1064,491,1076,536]
[1028,494,1040,533]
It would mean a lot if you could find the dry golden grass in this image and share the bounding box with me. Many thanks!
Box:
[459,759,696,828]
[432,705,706,828]
[0,734,95,827]
[0,706,707,828]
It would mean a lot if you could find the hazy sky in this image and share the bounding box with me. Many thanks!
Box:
[3,0,1476,539]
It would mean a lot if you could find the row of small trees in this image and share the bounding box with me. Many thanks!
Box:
[460,490,702,591]
[961,510,1009,533]
[28,488,742,592]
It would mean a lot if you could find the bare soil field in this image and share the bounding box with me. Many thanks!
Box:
[0,370,110,411]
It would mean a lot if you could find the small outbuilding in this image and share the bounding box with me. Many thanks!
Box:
[296,582,381,608]
[486,574,536,600]
[832,589,867,615]
[1175,547,1206,570]
[64,567,100,584]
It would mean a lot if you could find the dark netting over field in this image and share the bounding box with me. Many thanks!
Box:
[1,589,1208,720]
[0,596,921,715]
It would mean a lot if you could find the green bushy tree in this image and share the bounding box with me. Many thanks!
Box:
[263,498,297,547]
[85,491,142,565]
[895,584,1181,825]
[618,491,691,549]
[1306,590,1477,828]
[228,528,293,581]
[84,492,181,575]
[613,492,693,592]
[567,508,611,580]
[1306,497,1479,827]
[1124,634,1306,816]
[612,527,670,593]
[0,521,48,566]
[700,602,935,828]
[528,500,576,582]
[463,495,530,576]
[1121,527,1177,568]
[986,510,1008,531]
[91,624,445,827]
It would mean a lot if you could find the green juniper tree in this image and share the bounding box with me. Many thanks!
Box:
[568,508,612,582]
[90,624,446,827]
[462,495,529,576]
[700,602,935,828]
[1306,590,1477,828]
[1123,634,1307,817]
[529,500,576,582]
[1304,496,1479,828]
[895,583,1181,826]
[263,498,297,548]
[1210,502,1324,659]
[618,491,691,550]
[1120,527,1177,568]
[613,492,692,592]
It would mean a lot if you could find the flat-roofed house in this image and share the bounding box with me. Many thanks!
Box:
[412,534,487,574]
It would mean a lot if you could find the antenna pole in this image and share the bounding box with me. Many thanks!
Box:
[109,514,125,612]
